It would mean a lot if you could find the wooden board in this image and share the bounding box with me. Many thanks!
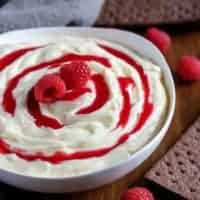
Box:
[1,31,200,200]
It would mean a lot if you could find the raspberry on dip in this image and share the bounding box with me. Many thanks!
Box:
[0,36,167,177]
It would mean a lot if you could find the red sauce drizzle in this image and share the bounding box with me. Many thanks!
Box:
[0,47,37,71]
[77,74,110,114]
[0,132,132,163]
[27,88,63,129]
[116,77,135,128]
[2,53,111,115]
[99,44,153,134]
[0,45,153,163]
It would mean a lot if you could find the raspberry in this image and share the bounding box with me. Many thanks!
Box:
[145,27,171,54]
[177,55,200,81]
[60,61,91,89]
[122,187,154,200]
[34,74,66,103]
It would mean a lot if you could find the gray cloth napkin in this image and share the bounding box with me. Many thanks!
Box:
[0,0,104,33]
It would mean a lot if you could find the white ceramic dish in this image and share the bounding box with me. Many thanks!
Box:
[0,27,175,193]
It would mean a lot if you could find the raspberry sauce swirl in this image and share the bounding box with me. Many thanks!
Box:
[0,37,167,176]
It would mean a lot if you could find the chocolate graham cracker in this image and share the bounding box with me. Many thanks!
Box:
[145,117,200,200]
[96,0,200,26]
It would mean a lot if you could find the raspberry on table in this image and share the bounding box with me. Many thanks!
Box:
[60,61,91,89]
[177,55,200,81]
[122,187,154,200]
[34,74,66,103]
[145,27,171,54]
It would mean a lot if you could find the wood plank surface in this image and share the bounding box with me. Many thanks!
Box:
[1,31,200,200]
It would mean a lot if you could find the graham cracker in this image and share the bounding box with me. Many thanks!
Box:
[145,117,200,200]
[96,0,200,26]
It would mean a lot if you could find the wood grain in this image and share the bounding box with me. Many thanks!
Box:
[1,31,200,200]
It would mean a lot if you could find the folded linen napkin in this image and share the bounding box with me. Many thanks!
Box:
[0,0,104,33]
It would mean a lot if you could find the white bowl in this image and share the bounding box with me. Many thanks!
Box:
[0,27,175,193]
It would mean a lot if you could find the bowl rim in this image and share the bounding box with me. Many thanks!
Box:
[0,27,176,180]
